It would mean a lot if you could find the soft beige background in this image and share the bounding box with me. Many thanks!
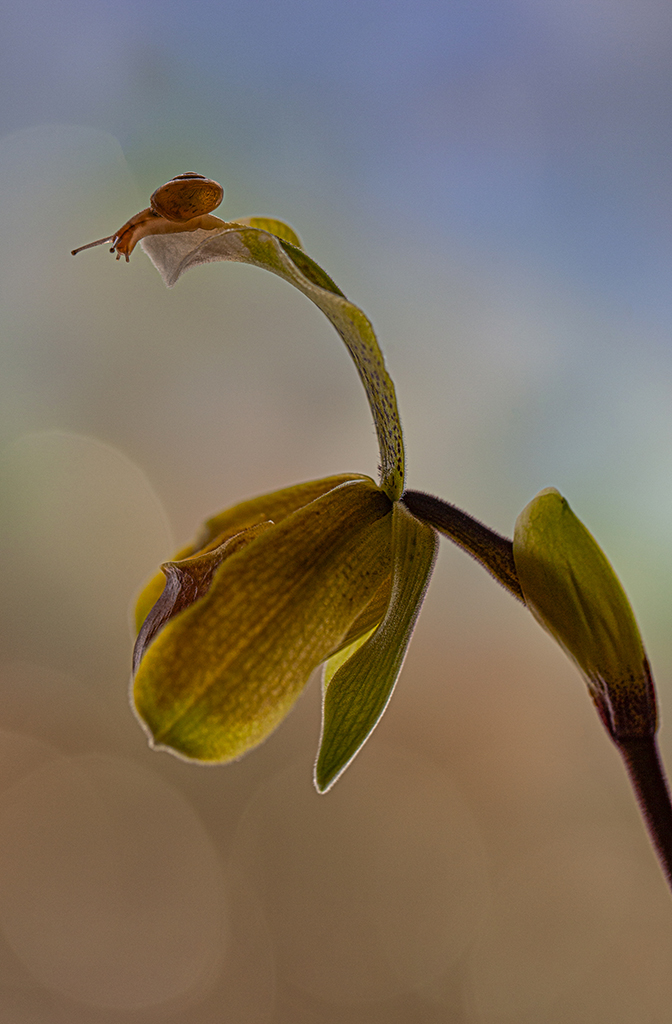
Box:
[2,2,672,1018]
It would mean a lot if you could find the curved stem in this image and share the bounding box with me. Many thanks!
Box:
[617,737,672,893]
[402,489,524,602]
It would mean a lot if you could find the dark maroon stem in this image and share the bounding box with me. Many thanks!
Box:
[617,737,672,893]
[402,489,524,602]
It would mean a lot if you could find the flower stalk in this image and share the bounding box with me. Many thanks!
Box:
[618,738,672,890]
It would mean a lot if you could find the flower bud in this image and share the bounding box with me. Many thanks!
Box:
[513,488,656,740]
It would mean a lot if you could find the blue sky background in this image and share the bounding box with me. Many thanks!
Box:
[2,2,672,1021]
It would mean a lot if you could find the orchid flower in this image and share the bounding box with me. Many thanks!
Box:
[73,177,672,886]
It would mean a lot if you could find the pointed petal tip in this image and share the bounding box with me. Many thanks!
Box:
[313,762,340,795]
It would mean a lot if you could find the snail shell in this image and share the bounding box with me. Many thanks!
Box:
[150,172,224,223]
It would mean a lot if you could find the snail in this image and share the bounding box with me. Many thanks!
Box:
[71,173,225,262]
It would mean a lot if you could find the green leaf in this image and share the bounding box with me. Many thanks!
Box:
[132,478,394,763]
[315,503,438,792]
[141,224,405,500]
[513,487,656,740]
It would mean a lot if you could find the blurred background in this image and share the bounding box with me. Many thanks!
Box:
[1,0,672,1020]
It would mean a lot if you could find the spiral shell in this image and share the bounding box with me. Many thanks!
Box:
[150,173,224,223]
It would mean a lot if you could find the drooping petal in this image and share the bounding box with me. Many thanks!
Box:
[195,473,369,550]
[315,503,438,792]
[132,478,393,763]
[134,473,369,634]
[141,225,405,500]
[513,488,656,740]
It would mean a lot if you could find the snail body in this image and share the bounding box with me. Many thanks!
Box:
[71,173,225,261]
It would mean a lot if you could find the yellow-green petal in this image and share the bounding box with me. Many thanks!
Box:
[315,503,438,792]
[513,487,656,740]
[133,478,393,763]
[196,473,368,549]
[134,474,368,634]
